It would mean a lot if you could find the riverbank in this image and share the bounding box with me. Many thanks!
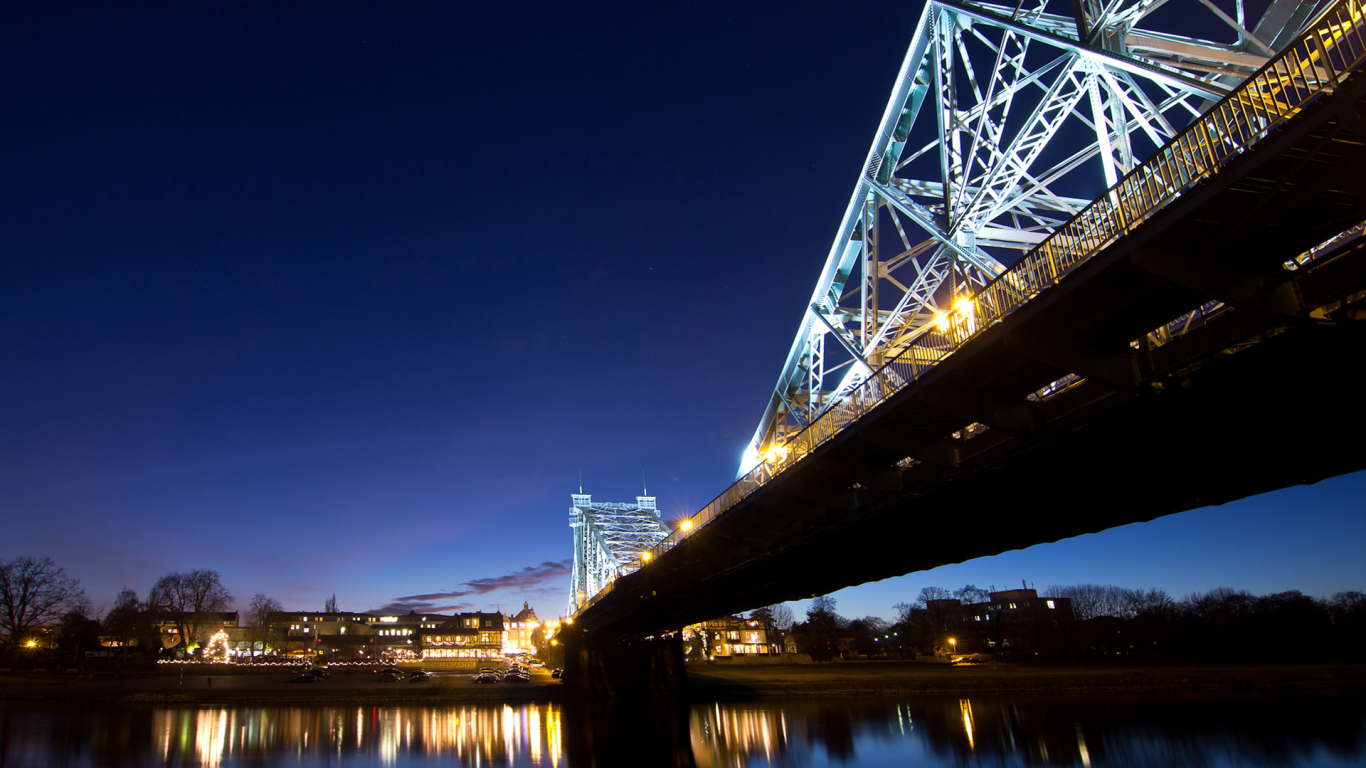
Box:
[3,661,1364,704]
[0,668,561,706]
[685,660,1366,699]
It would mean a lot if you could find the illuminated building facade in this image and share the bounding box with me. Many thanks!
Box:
[155,612,240,652]
[504,602,540,654]
[685,617,775,658]
[421,612,506,668]
[268,611,448,660]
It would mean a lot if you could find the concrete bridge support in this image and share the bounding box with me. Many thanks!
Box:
[560,625,687,697]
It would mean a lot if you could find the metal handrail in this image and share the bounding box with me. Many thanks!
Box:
[577,0,1366,615]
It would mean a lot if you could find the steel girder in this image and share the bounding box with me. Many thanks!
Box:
[738,0,1322,477]
[567,498,671,616]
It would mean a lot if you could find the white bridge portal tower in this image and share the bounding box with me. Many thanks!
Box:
[568,491,671,616]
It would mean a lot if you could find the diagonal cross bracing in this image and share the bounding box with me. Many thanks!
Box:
[737,0,1326,479]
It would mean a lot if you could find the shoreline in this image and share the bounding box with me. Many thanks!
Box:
[3,661,1365,705]
[685,660,1366,700]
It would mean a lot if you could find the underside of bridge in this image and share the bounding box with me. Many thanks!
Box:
[571,64,1366,651]
[562,0,1366,695]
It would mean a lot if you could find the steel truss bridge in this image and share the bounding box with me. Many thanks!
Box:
[568,0,1366,645]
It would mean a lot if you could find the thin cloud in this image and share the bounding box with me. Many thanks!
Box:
[376,600,471,614]
[384,560,571,614]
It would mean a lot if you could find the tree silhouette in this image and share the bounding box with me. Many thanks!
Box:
[0,556,84,652]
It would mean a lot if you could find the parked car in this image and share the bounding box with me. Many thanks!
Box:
[550,669,562,679]
[290,673,320,683]
[473,673,499,684]
[502,672,529,683]
[408,671,432,682]
[377,671,403,682]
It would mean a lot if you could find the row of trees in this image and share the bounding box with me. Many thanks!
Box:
[1073,586,1366,661]
[0,555,293,665]
[789,596,895,662]
[789,584,1366,662]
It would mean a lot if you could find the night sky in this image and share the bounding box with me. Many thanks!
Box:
[4,0,1362,624]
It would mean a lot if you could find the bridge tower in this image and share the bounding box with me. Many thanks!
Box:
[567,491,671,616]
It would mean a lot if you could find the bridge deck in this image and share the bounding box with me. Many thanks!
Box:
[576,2,1366,639]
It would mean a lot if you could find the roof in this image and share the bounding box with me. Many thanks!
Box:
[512,602,538,622]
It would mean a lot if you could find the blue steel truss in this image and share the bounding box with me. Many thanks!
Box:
[569,0,1366,619]
[737,0,1325,478]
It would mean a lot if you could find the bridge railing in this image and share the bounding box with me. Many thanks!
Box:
[580,0,1366,612]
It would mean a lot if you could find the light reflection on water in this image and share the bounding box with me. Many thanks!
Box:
[143,704,565,767]
[0,694,1363,767]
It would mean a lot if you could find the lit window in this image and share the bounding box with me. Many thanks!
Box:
[1047,600,1055,609]
[1009,603,1017,609]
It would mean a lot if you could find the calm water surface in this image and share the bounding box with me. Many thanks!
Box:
[1,694,1363,767]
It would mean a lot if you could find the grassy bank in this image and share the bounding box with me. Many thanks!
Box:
[685,660,1366,698]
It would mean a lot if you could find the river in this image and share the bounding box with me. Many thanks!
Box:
[1,693,1363,767]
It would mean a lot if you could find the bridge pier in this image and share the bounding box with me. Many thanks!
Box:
[560,698,695,767]
[560,625,687,697]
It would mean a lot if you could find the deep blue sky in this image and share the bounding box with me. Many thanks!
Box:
[3,0,1361,624]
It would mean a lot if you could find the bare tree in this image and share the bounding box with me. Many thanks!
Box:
[893,602,916,625]
[148,570,234,649]
[1046,584,1169,620]
[0,556,84,648]
[808,595,848,628]
[246,593,283,656]
[916,586,953,606]
[748,604,793,648]
[770,603,795,630]
[954,585,990,604]
[810,595,838,615]
[324,594,339,613]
